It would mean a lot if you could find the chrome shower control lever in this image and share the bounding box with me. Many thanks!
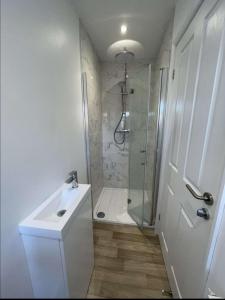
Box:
[197,208,210,220]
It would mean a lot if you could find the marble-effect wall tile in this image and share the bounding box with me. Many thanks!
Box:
[101,62,149,188]
[101,63,129,188]
[80,24,103,208]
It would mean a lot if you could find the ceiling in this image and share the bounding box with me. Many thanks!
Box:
[73,0,175,62]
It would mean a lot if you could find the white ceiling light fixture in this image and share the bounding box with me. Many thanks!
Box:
[120,24,127,35]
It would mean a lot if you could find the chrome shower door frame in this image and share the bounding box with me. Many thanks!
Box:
[151,67,169,225]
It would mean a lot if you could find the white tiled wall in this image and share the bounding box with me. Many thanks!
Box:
[80,24,104,208]
[101,62,149,189]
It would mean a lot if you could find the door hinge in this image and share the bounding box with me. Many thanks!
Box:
[158,214,161,221]
[172,69,175,80]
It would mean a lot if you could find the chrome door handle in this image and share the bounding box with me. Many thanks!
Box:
[186,184,214,205]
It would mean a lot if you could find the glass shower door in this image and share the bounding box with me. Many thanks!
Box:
[128,65,150,228]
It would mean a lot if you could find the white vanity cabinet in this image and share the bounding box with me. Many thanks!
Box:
[19,184,94,298]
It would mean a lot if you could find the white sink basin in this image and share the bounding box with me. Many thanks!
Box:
[19,182,93,298]
[19,183,91,239]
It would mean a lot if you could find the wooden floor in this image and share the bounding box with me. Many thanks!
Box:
[87,222,171,299]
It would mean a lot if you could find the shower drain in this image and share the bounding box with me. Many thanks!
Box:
[97,212,105,218]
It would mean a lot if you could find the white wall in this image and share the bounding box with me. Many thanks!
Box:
[1,0,87,297]
[173,0,203,42]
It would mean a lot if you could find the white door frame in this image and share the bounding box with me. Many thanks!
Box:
[204,171,225,298]
[155,0,225,297]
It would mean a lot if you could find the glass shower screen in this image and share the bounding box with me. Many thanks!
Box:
[127,64,151,228]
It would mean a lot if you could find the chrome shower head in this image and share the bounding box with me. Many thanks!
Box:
[115,48,135,63]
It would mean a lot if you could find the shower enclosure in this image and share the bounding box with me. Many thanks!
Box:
[127,66,169,227]
[82,57,168,227]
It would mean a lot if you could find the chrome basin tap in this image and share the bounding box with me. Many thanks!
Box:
[65,170,78,188]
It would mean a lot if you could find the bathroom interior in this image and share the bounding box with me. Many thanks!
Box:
[1,0,225,299]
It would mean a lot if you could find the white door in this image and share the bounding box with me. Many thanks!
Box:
[160,0,225,298]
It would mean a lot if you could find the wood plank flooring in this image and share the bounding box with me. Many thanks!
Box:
[87,222,171,299]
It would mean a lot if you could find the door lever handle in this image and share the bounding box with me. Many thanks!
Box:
[186,184,214,205]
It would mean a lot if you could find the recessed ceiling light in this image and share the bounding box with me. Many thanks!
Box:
[120,24,127,35]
